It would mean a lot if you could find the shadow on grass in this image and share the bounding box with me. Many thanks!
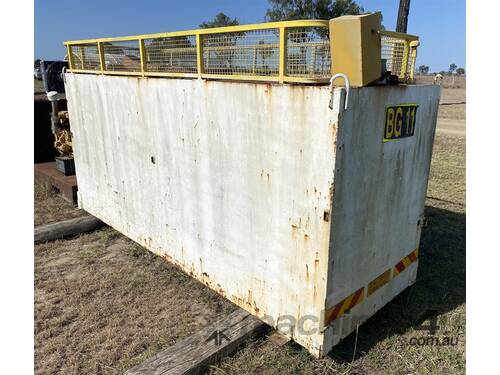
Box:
[323,204,465,362]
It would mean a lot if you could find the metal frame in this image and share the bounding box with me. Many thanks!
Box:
[64,20,418,84]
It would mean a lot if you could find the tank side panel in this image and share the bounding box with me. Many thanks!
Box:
[323,85,440,353]
[64,74,342,356]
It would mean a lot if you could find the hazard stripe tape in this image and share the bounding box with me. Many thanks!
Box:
[393,248,419,276]
[324,248,419,326]
[367,269,392,297]
[324,287,365,326]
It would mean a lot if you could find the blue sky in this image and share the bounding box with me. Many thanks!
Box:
[35,0,465,72]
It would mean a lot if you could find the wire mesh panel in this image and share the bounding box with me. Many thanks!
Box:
[286,27,330,78]
[102,40,141,72]
[203,29,280,77]
[381,36,407,77]
[144,35,197,73]
[70,44,100,70]
[66,21,418,84]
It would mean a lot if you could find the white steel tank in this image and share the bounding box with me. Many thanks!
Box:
[65,73,440,357]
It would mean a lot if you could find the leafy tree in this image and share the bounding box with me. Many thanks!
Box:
[199,12,239,28]
[456,67,465,75]
[265,0,363,21]
[418,65,430,75]
[448,63,457,75]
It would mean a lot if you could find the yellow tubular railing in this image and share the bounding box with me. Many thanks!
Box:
[64,20,418,84]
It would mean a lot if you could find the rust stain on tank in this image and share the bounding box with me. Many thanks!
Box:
[216,283,226,297]
[129,220,274,348]
[230,292,263,318]
[329,181,335,202]
[330,120,338,150]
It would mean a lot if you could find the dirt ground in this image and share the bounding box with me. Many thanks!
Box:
[436,88,466,137]
[35,86,466,374]
[439,88,466,119]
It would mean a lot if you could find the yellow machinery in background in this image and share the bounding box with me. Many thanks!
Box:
[53,112,72,157]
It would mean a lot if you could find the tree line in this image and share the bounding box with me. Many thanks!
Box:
[199,0,364,28]
[418,64,465,76]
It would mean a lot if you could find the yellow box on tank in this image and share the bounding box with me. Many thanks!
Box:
[330,12,382,87]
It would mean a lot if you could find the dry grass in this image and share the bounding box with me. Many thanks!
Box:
[34,181,87,226]
[34,181,235,374]
[34,228,235,374]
